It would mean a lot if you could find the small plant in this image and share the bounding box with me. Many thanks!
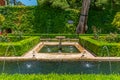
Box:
[0,14,5,35]
[105,33,119,43]
[0,14,5,25]
[0,30,9,42]
[13,30,23,42]
[92,26,101,40]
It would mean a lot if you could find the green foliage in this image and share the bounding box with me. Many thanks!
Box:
[79,35,120,57]
[92,26,101,39]
[1,0,120,34]
[0,6,34,34]
[112,12,120,28]
[0,73,120,80]
[34,4,79,33]
[105,33,120,43]
[87,0,120,34]
[87,9,118,34]
[39,34,79,38]
[66,0,82,9]
[0,14,5,25]
[38,0,69,9]
[0,36,39,56]
[0,5,79,34]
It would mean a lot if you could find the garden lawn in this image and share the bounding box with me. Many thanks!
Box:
[0,73,120,80]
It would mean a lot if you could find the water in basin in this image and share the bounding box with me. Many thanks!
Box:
[39,45,80,53]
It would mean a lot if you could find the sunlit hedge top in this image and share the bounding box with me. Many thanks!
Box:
[112,12,120,28]
[37,0,69,9]
[0,0,80,34]
[0,14,5,25]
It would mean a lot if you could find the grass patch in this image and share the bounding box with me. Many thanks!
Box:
[0,73,120,80]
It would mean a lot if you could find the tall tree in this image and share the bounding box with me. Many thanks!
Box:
[6,0,10,5]
[76,0,91,34]
[9,0,16,5]
[13,0,16,5]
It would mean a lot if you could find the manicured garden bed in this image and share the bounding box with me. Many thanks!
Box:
[0,36,40,56]
[79,35,120,57]
[0,73,120,80]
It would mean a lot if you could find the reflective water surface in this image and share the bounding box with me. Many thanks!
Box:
[39,45,80,53]
[0,61,120,74]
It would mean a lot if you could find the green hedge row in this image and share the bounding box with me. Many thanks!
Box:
[34,6,79,33]
[21,34,94,38]
[8,33,94,38]
[0,73,120,80]
[0,36,40,56]
[79,36,120,57]
[31,34,79,38]
[0,6,35,33]
[0,5,79,34]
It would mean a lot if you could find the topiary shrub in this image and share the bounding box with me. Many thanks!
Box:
[79,35,120,57]
[0,36,39,56]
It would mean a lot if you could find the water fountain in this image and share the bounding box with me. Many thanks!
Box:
[39,36,80,53]
[56,36,65,52]
[1,43,120,74]
[101,46,112,73]
[2,44,20,73]
[1,35,120,74]
[1,60,120,74]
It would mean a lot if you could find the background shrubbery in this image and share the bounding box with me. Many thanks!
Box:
[0,6,35,34]
[112,12,120,29]
[0,0,120,34]
[0,5,79,34]
[34,0,80,33]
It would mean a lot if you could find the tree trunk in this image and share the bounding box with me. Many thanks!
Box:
[13,0,16,5]
[5,0,9,5]
[76,0,91,34]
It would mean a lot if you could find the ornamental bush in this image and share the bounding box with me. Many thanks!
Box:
[0,36,39,56]
[79,35,120,57]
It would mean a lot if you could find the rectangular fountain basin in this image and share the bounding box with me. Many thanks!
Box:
[39,45,80,53]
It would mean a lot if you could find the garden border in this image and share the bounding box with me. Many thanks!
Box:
[79,36,120,57]
[0,36,40,56]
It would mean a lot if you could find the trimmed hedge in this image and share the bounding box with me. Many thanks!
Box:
[34,6,79,33]
[0,36,40,56]
[0,5,79,34]
[79,36,120,57]
[21,34,94,38]
[38,34,79,38]
[0,6,35,34]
